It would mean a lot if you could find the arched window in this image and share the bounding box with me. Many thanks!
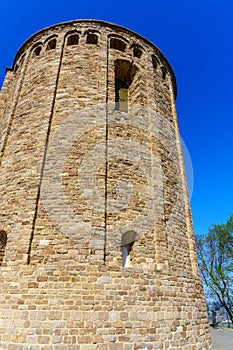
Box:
[14,53,26,72]
[121,231,136,267]
[0,230,7,266]
[67,33,79,46]
[115,79,128,112]
[14,64,19,72]
[114,59,138,112]
[33,45,42,57]
[19,53,25,65]
[132,45,143,58]
[161,66,167,79]
[46,38,57,51]
[110,37,127,52]
[86,33,98,45]
[121,246,130,267]
[152,54,159,70]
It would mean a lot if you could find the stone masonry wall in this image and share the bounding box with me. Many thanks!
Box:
[0,20,212,349]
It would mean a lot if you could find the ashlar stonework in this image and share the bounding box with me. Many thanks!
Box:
[0,20,212,349]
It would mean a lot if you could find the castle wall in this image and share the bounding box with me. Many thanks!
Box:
[0,264,211,350]
[0,70,15,160]
[0,20,212,349]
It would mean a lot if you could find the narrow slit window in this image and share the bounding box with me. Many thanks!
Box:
[161,66,167,79]
[86,33,98,45]
[67,34,79,46]
[121,246,130,267]
[152,55,159,70]
[0,230,7,266]
[115,79,128,112]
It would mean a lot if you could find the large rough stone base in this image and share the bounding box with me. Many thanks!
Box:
[0,263,212,349]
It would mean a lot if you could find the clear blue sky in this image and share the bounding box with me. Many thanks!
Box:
[0,0,232,235]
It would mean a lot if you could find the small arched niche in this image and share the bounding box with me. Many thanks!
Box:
[32,44,43,57]
[66,32,79,46]
[14,53,26,72]
[110,37,127,52]
[151,54,159,70]
[86,33,98,45]
[46,37,57,51]
[14,63,19,72]
[0,230,7,266]
[161,66,167,79]
[131,44,143,59]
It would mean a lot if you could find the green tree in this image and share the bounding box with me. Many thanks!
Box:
[195,214,233,324]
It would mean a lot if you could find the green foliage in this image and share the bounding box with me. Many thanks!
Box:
[196,214,233,323]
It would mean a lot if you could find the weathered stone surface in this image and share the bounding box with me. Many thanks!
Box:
[0,20,212,349]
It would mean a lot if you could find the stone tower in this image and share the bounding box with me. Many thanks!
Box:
[0,20,212,349]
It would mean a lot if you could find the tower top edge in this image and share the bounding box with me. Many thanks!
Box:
[12,19,177,98]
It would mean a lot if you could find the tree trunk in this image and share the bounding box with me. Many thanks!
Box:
[222,301,233,324]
